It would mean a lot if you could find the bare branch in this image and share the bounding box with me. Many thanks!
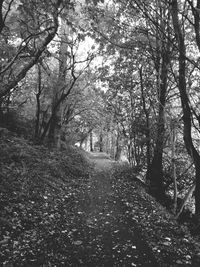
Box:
[0,25,56,75]
[2,0,14,26]
[0,0,4,33]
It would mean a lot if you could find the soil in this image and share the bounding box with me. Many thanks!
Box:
[1,141,199,266]
[63,152,159,266]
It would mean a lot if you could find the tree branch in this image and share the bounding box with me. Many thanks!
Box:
[0,10,60,98]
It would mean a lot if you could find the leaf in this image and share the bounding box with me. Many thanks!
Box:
[73,240,83,245]
[0,239,9,245]
[162,241,171,246]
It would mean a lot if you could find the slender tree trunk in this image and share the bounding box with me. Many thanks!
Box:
[111,126,116,158]
[147,2,171,199]
[127,143,131,164]
[189,0,200,219]
[175,184,195,219]
[90,130,93,152]
[47,21,69,146]
[0,1,5,34]
[171,0,200,218]
[80,139,84,149]
[48,111,59,146]
[56,104,64,149]
[115,131,122,161]
[195,164,200,217]
[148,51,169,198]
[171,123,177,214]
[139,67,151,178]
[35,64,42,140]
[99,130,103,152]
[0,98,4,124]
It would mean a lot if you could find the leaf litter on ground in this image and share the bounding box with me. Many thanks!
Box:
[111,164,200,266]
[0,132,93,266]
[1,132,200,266]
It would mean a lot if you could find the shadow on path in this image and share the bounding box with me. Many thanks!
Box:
[68,152,159,267]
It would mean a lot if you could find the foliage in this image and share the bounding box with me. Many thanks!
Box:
[84,0,200,217]
[2,0,200,250]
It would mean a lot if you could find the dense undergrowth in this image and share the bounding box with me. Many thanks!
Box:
[0,128,92,266]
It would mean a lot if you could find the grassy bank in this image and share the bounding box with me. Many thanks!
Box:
[0,129,92,266]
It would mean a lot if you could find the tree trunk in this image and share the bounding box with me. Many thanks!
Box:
[115,131,122,161]
[90,130,93,152]
[80,139,84,149]
[195,163,200,218]
[99,130,103,152]
[0,1,5,34]
[48,111,59,146]
[171,0,200,218]
[139,67,151,176]
[148,50,169,198]
[47,20,69,146]
[171,123,177,214]
[147,2,171,199]
[175,184,195,219]
[0,1,61,99]
[34,64,42,140]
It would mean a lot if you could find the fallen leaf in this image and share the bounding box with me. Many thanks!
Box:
[73,240,83,245]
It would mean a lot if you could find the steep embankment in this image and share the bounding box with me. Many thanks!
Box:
[86,153,199,266]
[111,166,199,266]
[0,129,92,266]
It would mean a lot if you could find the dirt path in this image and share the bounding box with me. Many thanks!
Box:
[66,152,159,267]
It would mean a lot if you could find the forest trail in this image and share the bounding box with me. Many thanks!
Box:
[67,152,159,267]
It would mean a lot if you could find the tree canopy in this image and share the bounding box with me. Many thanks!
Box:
[1,0,200,220]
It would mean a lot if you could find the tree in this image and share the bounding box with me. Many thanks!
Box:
[140,0,173,199]
[0,0,67,100]
[171,0,200,218]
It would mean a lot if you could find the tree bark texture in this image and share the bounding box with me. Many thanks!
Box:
[146,2,171,199]
[0,0,64,99]
[171,0,200,217]
[139,67,151,178]
[90,131,93,152]
[99,130,103,152]
[35,64,42,140]
[148,50,170,198]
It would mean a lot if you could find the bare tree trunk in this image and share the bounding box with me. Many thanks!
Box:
[90,130,93,152]
[139,67,151,178]
[56,104,64,149]
[35,64,42,140]
[0,0,5,34]
[149,50,170,199]
[48,111,59,146]
[99,129,103,152]
[115,130,122,161]
[171,122,177,214]
[147,2,171,200]
[47,21,69,146]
